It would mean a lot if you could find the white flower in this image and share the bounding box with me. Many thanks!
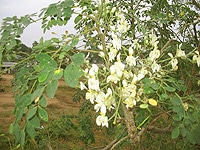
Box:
[107,73,119,84]
[149,32,159,48]
[88,78,100,91]
[97,44,103,50]
[193,51,200,67]
[168,53,173,58]
[117,18,130,33]
[96,114,108,127]
[122,79,128,87]
[111,7,116,13]
[108,47,118,62]
[89,64,99,77]
[124,97,136,108]
[149,49,160,61]
[132,39,140,50]
[112,33,121,50]
[176,44,186,58]
[86,90,96,104]
[126,56,137,66]
[79,82,87,90]
[170,58,178,71]
[115,62,125,77]
[123,71,133,79]
[104,88,116,110]
[137,68,148,81]
[168,53,178,70]
[107,60,125,84]
[94,102,106,114]
[99,51,105,58]
[151,62,161,73]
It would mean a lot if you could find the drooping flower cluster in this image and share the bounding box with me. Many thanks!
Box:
[78,2,200,128]
[80,64,116,127]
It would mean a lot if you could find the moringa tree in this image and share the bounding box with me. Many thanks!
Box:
[0,0,200,149]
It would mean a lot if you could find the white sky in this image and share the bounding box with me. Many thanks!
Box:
[0,0,77,47]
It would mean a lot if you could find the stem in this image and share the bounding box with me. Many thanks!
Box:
[121,103,137,144]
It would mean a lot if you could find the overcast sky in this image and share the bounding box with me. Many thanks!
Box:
[0,0,77,47]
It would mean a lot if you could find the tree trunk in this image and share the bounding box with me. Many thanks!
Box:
[121,103,137,144]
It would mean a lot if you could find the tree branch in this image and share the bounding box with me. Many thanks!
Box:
[121,103,137,144]
[147,126,172,134]
[110,136,129,150]
[192,0,200,10]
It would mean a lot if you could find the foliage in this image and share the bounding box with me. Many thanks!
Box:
[0,0,200,149]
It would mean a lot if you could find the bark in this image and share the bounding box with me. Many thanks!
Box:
[121,103,137,144]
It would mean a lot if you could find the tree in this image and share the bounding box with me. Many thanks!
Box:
[0,0,200,149]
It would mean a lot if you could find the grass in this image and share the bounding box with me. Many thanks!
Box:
[1,76,199,150]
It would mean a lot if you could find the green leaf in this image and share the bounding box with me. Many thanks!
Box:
[13,123,20,143]
[74,15,82,24]
[70,38,79,47]
[173,114,182,121]
[20,130,25,146]
[151,82,160,90]
[72,53,85,65]
[179,124,187,137]
[59,52,66,59]
[9,123,14,134]
[140,103,148,109]
[57,17,63,26]
[46,80,58,98]
[51,37,60,43]
[16,94,32,108]
[64,63,83,87]
[172,127,179,139]
[164,86,176,92]
[62,0,74,7]
[38,107,48,122]
[52,69,63,80]
[27,107,37,120]
[43,40,52,47]
[26,122,35,139]
[187,132,196,144]
[15,107,25,121]
[159,93,169,101]
[29,116,40,128]
[6,40,17,50]
[63,7,72,19]
[36,53,51,63]
[38,71,49,83]
[39,96,47,107]
[31,86,45,101]
[143,87,154,94]
[171,95,182,105]
[22,93,32,107]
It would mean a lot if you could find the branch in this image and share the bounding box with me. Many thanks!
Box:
[192,0,200,10]
[121,103,137,144]
[110,136,129,150]
[147,126,172,134]
[160,39,174,54]
[102,139,118,150]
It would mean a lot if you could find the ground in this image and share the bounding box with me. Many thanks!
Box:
[0,74,81,133]
[0,74,115,150]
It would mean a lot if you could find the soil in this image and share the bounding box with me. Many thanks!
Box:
[0,74,115,149]
[0,74,81,133]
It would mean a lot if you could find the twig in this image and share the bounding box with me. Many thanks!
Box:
[160,39,174,54]
[110,136,129,150]
[102,139,118,150]
[147,126,172,134]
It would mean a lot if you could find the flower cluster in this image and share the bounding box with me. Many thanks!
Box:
[79,2,200,128]
[80,64,116,127]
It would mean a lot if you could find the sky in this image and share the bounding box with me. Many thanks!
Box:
[0,0,77,47]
